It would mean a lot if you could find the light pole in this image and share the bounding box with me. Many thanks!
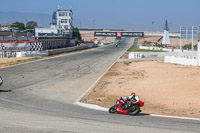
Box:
[152,21,155,46]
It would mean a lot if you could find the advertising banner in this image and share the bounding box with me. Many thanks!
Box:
[121,32,144,37]
[0,42,31,51]
[95,32,117,36]
[94,32,144,37]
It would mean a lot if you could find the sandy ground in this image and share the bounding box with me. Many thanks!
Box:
[0,57,31,68]
[0,57,37,68]
[82,61,200,118]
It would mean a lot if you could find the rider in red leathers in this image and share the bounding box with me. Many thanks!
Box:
[120,92,137,110]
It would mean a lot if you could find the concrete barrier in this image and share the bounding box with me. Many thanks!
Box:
[164,56,200,66]
[129,52,143,59]
[139,46,185,52]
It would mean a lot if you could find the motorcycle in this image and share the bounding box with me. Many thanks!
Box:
[109,96,144,115]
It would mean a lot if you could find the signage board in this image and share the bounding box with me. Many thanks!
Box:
[0,27,9,31]
[121,32,144,37]
[0,42,31,51]
[95,32,117,37]
[117,32,122,37]
[94,32,144,37]
[181,26,199,40]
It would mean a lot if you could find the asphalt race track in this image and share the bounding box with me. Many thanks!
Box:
[0,38,199,133]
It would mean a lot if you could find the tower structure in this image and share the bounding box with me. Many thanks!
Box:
[50,8,73,38]
[162,20,170,45]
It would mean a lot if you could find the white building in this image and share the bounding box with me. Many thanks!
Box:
[50,9,73,30]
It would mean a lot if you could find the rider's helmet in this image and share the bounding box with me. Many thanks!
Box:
[130,92,135,96]
[127,92,135,99]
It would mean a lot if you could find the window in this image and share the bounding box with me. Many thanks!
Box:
[59,12,65,16]
[61,19,68,23]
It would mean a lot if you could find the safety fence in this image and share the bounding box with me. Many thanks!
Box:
[164,56,200,66]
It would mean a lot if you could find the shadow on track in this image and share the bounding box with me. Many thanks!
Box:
[136,113,151,116]
[0,90,12,93]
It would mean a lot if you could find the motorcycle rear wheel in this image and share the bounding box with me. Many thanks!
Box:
[109,105,118,113]
[128,105,140,115]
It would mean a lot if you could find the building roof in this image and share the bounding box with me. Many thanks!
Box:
[56,9,72,12]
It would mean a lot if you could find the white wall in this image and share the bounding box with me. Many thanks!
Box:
[35,28,58,37]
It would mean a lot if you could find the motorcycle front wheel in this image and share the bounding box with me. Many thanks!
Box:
[128,104,140,115]
[109,105,118,113]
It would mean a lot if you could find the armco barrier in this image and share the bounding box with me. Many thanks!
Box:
[164,56,200,66]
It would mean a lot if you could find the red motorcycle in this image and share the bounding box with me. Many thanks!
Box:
[109,96,144,115]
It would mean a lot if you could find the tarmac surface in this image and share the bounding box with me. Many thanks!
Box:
[0,38,199,133]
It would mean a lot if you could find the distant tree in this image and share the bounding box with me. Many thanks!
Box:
[11,22,25,30]
[26,21,38,29]
[73,27,82,41]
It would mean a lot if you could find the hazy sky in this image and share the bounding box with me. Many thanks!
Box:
[1,0,200,31]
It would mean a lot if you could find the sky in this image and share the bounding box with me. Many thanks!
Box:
[1,0,200,31]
